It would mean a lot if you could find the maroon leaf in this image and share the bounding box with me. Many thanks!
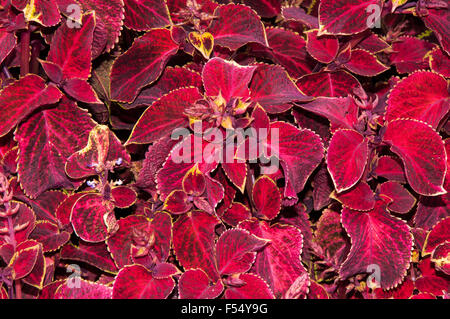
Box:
[110,28,179,103]
[216,228,268,275]
[334,181,375,211]
[55,279,112,299]
[203,57,257,101]
[123,0,171,31]
[124,66,202,109]
[252,175,281,220]
[391,37,436,73]
[342,49,389,76]
[222,202,251,226]
[429,47,450,77]
[77,0,125,58]
[60,242,118,274]
[423,217,449,255]
[0,74,62,138]
[106,215,151,268]
[296,71,362,98]
[327,129,368,192]
[339,202,413,289]
[373,156,407,184]
[431,242,450,275]
[224,273,274,299]
[313,209,349,269]
[9,240,40,279]
[383,119,447,196]
[178,269,224,299]
[318,0,382,35]
[113,264,175,299]
[47,13,95,80]
[265,27,312,78]
[207,4,268,50]
[243,0,281,18]
[0,29,16,65]
[16,97,95,198]
[111,186,137,208]
[65,125,130,180]
[29,220,70,252]
[385,71,449,129]
[71,193,111,243]
[239,219,307,298]
[379,181,416,214]
[306,29,339,64]
[421,6,449,54]
[17,0,60,27]
[173,211,220,281]
[127,87,202,145]
[250,64,310,113]
[62,78,101,104]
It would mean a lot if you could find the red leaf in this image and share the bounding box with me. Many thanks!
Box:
[113,264,175,299]
[156,134,220,200]
[216,229,268,275]
[60,242,118,274]
[77,0,125,58]
[281,6,318,29]
[421,6,449,55]
[136,136,179,194]
[334,181,375,211]
[111,186,137,208]
[429,47,450,77]
[123,0,171,31]
[124,66,202,109]
[423,217,450,255]
[318,0,382,35]
[63,78,101,104]
[66,125,130,180]
[250,64,310,113]
[391,37,436,73]
[22,243,45,289]
[110,28,179,103]
[243,0,281,18]
[306,29,339,64]
[385,71,449,129]
[239,219,307,298]
[0,74,62,138]
[178,269,224,299]
[265,27,312,78]
[56,192,86,228]
[431,242,450,275]
[0,29,16,65]
[222,162,247,193]
[106,215,151,268]
[373,156,407,184]
[19,0,60,27]
[71,193,111,243]
[222,202,251,226]
[379,181,416,214]
[164,190,191,215]
[339,202,413,289]
[55,279,112,299]
[127,87,202,145]
[203,57,257,102]
[296,71,362,98]
[327,129,368,192]
[314,209,349,269]
[252,175,281,220]
[207,4,268,50]
[225,273,274,299]
[173,211,220,281]
[342,49,389,76]
[297,97,359,131]
[29,220,71,252]
[47,13,95,80]
[383,119,447,196]
[16,97,95,198]
[9,240,40,279]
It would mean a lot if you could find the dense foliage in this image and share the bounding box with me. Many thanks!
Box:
[0,0,448,299]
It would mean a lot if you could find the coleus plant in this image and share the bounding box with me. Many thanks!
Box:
[0,0,448,299]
